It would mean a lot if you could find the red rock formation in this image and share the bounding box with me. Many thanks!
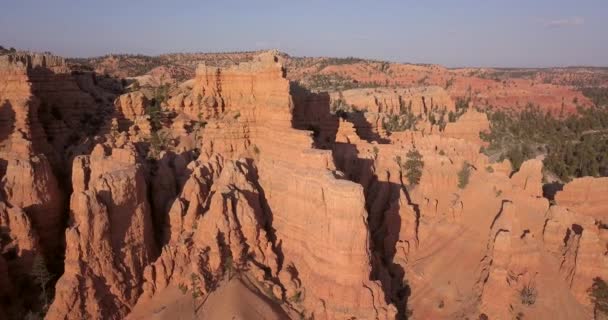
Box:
[1,49,605,320]
[114,92,149,131]
[47,144,157,320]
[287,58,593,113]
[331,86,455,116]
[1,152,62,256]
[332,110,604,319]
[131,52,396,319]
[555,177,608,222]
[442,109,490,144]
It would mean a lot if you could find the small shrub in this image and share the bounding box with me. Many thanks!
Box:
[438,149,446,156]
[253,145,260,155]
[457,162,472,189]
[417,76,428,85]
[445,78,455,89]
[148,131,170,159]
[130,81,140,92]
[224,255,234,279]
[520,284,537,306]
[178,283,188,294]
[190,273,202,299]
[290,290,303,303]
[372,146,379,158]
[394,155,402,167]
[438,300,444,309]
[485,166,494,173]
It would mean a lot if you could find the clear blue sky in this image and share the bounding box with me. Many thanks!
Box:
[1,0,606,67]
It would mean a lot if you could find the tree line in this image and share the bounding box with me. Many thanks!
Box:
[481,102,608,181]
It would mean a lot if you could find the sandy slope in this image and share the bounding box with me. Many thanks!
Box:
[128,277,290,320]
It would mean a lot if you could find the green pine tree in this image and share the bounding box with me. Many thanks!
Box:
[403,149,424,186]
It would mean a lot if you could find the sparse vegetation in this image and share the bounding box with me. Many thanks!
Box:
[457,161,471,189]
[588,277,608,316]
[445,78,455,89]
[316,57,367,69]
[290,290,304,303]
[372,146,379,158]
[178,283,188,294]
[306,74,362,91]
[394,155,403,167]
[383,103,418,133]
[31,254,53,310]
[224,255,235,279]
[148,131,171,159]
[520,283,537,306]
[438,299,445,309]
[130,80,141,92]
[494,188,503,197]
[403,148,424,186]
[581,87,608,107]
[190,273,203,299]
[448,97,470,122]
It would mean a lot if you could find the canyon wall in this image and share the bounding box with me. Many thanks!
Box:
[0,52,119,319]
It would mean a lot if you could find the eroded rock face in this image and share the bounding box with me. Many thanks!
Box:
[114,92,149,131]
[332,110,606,319]
[330,86,455,115]
[0,52,118,267]
[1,152,63,257]
[0,51,127,314]
[442,109,490,144]
[47,144,157,320]
[555,177,608,222]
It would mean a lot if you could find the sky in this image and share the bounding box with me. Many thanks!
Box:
[1,0,607,67]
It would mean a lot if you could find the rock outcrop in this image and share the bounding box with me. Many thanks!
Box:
[330,86,455,116]
[442,109,490,144]
[131,52,396,319]
[47,144,157,319]
[0,51,124,319]
[555,177,608,222]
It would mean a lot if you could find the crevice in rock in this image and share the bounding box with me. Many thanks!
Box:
[490,200,511,230]
[245,160,285,274]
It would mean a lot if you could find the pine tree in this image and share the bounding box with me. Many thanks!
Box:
[458,161,472,189]
[403,149,424,186]
[31,254,53,309]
